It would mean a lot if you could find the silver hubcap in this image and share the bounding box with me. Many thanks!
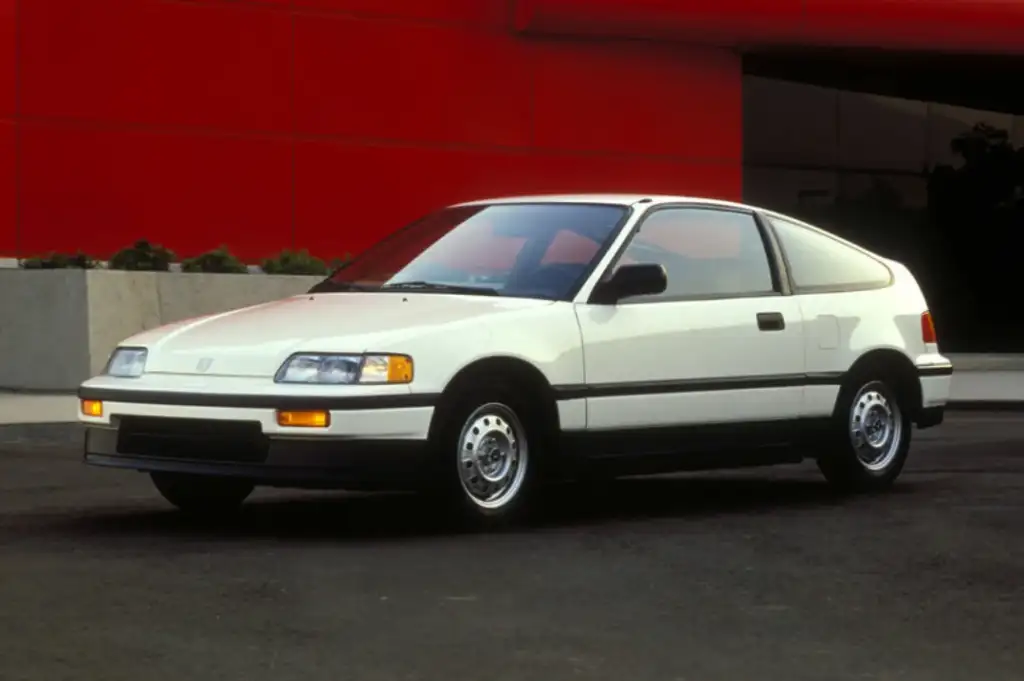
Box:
[849,382,902,471]
[457,403,528,510]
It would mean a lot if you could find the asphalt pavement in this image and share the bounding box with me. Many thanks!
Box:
[1,414,1023,681]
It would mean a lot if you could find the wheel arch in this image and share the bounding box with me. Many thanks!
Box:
[427,355,561,444]
[840,348,922,418]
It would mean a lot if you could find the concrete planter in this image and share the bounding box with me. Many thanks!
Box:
[0,269,323,391]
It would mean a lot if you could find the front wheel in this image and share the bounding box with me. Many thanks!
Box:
[432,387,544,527]
[817,377,912,492]
[150,472,254,517]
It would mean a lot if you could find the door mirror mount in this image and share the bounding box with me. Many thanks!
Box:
[591,263,667,304]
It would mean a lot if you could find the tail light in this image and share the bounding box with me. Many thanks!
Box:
[921,311,937,344]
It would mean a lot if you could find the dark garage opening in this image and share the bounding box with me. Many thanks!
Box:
[743,49,1024,352]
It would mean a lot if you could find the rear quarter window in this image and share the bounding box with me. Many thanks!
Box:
[766,215,892,293]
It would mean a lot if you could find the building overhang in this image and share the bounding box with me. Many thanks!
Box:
[514,0,1024,56]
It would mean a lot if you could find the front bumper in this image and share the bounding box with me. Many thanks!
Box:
[78,386,437,490]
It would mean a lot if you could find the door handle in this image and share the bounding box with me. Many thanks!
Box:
[757,311,785,332]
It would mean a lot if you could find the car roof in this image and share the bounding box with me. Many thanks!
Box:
[454,193,756,211]
[452,193,892,265]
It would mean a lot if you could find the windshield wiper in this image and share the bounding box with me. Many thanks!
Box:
[379,281,499,296]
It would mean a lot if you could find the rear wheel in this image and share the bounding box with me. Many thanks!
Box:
[150,472,254,517]
[817,376,912,492]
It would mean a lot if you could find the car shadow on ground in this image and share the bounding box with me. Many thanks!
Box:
[38,470,926,543]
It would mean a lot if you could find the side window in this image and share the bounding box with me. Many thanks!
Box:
[615,207,776,301]
[767,215,891,292]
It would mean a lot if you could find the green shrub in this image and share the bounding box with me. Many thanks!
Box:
[182,246,248,274]
[261,249,330,276]
[109,239,175,271]
[19,251,97,269]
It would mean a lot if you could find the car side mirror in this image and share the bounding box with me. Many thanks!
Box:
[592,263,667,303]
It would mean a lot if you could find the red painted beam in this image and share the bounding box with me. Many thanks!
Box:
[513,0,803,45]
[515,0,1024,55]
[805,0,1024,53]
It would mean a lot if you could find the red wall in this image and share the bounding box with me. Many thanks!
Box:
[1,0,742,261]
[7,0,1024,262]
[0,0,14,257]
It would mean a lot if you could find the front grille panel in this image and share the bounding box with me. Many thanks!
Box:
[116,417,269,464]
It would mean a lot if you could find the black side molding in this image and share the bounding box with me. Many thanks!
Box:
[552,373,844,400]
[553,364,952,402]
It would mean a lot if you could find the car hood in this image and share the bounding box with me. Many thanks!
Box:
[136,292,552,377]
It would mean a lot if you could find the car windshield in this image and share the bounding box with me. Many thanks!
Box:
[321,202,630,300]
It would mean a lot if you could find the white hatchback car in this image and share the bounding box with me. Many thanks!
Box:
[79,194,952,525]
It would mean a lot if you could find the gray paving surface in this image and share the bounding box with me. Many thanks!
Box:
[1,413,1023,681]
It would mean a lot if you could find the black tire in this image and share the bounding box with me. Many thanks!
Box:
[150,472,254,517]
[429,382,547,528]
[817,374,912,493]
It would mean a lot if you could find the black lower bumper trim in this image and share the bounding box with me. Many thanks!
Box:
[84,425,431,490]
[915,405,945,429]
[918,364,954,378]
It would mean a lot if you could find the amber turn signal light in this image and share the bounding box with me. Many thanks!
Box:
[80,399,103,417]
[277,410,330,428]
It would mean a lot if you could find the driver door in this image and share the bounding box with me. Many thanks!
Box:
[573,205,806,455]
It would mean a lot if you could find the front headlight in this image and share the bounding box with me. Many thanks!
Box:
[105,347,148,378]
[275,353,413,385]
